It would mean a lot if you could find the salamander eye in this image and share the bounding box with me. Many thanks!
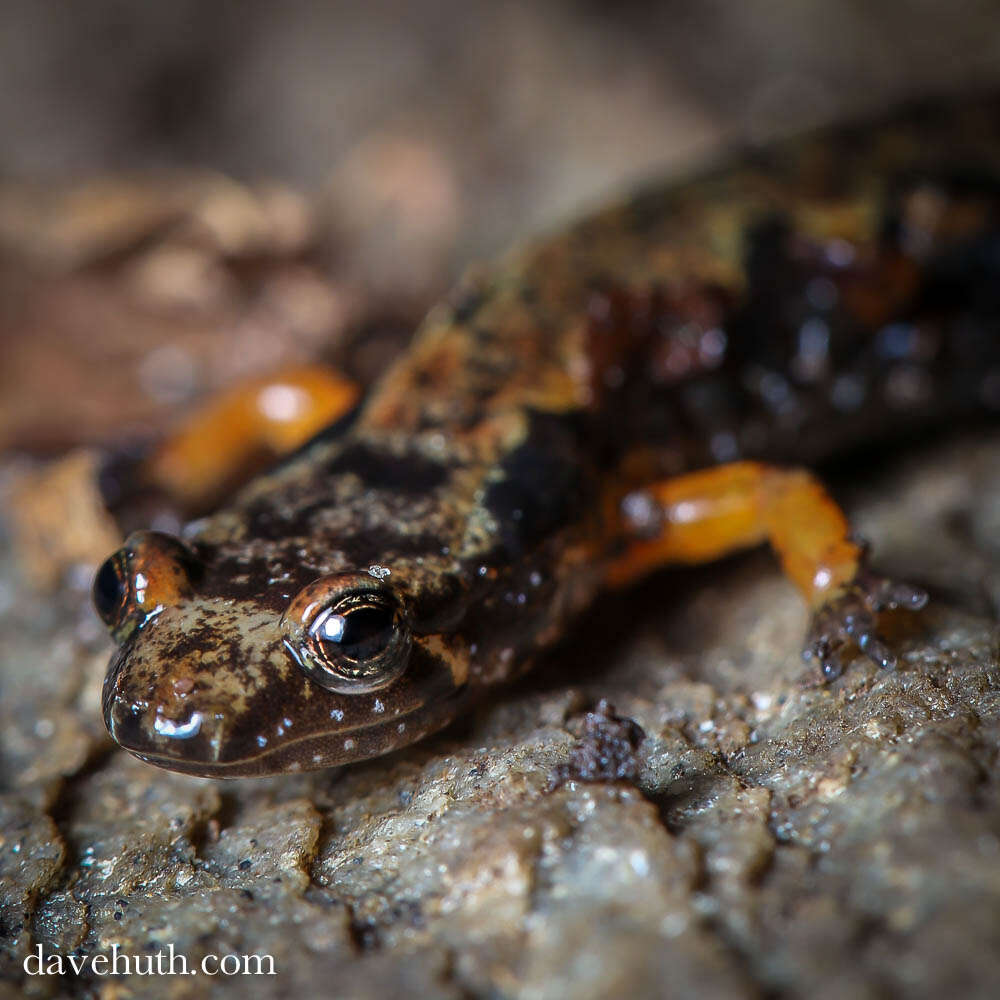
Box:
[283,575,412,693]
[93,552,129,629]
[91,530,196,642]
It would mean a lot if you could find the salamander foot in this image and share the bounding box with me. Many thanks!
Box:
[803,567,928,681]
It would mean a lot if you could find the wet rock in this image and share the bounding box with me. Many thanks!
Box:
[0,798,65,979]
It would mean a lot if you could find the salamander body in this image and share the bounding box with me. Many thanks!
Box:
[97,96,1000,776]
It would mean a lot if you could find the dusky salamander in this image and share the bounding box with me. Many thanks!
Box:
[95,95,1000,777]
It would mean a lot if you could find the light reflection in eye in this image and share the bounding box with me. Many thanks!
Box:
[283,576,411,693]
[314,611,346,642]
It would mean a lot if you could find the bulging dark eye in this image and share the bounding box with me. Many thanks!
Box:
[91,531,196,641]
[93,553,129,629]
[312,601,396,661]
[283,576,412,693]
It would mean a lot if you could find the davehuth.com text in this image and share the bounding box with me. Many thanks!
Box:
[23,944,276,978]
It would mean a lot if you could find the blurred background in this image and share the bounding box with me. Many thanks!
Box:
[2,0,1000,454]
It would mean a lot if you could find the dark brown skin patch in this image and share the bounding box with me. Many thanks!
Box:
[483,410,592,556]
[99,93,1000,777]
[325,441,452,494]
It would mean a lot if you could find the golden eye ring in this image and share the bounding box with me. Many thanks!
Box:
[282,574,412,694]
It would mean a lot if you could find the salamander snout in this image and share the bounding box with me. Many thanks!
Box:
[102,651,229,771]
[92,530,200,643]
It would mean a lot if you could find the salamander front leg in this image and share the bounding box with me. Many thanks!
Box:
[145,364,360,513]
[607,461,927,681]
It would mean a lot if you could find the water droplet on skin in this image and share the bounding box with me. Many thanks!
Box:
[876,323,919,360]
[759,370,793,412]
[709,431,739,462]
[824,238,855,268]
[153,711,204,740]
[805,278,838,311]
[698,327,727,366]
[793,318,830,381]
[886,365,935,409]
[830,374,865,412]
[621,491,661,536]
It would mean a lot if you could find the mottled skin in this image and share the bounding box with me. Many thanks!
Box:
[100,95,1000,777]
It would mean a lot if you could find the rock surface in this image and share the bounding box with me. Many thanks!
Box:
[2,430,1000,998]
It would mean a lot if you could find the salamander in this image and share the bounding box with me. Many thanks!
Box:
[94,95,1000,777]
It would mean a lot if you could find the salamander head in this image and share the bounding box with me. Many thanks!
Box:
[95,530,473,777]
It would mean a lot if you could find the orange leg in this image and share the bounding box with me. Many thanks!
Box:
[608,461,926,679]
[608,462,860,607]
[145,364,360,512]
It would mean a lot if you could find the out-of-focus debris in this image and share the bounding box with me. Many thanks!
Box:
[6,449,120,591]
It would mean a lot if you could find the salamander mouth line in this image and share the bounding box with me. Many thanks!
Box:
[118,688,465,775]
